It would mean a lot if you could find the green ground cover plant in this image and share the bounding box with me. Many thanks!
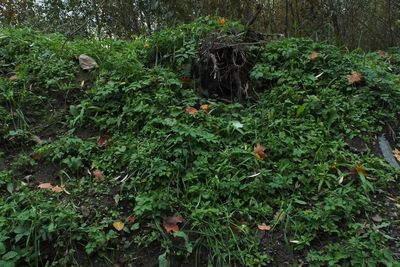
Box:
[0,17,399,266]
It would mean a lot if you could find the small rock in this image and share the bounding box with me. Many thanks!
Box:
[346,137,369,153]
[371,214,383,223]
[79,54,98,70]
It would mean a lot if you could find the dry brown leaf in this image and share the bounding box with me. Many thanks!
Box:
[218,17,226,26]
[347,71,363,85]
[113,221,125,231]
[9,75,17,81]
[126,215,136,224]
[308,51,320,60]
[355,163,367,176]
[185,107,198,115]
[200,104,210,113]
[393,149,400,161]
[181,76,192,84]
[31,153,42,161]
[97,135,111,147]
[377,50,388,58]
[257,223,271,231]
[38,183,53,189]
[163,215,184,233]
[38,183,68,194]
[51,185,64,193]
[92,169,105,182]
[254,144,266,160]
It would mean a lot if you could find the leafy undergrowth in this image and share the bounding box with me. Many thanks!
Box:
[1,17,400,266]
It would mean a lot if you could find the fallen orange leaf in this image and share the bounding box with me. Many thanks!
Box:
[163,215,184,233]
[97,135,111,147]
[254,144,266,160]
[113,221,125,231]
[185,107,198,115]
[347,71,363,85]
[257,223,271,231]
[308,51,320,60]
[92,169,105,182]
[200,104,209,113]
[218,17,226,26]
[355,163,367,176]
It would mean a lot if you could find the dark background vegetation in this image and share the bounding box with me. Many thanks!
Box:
[1,0,399,49]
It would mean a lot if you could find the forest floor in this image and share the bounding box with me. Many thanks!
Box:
[1,19,400,266]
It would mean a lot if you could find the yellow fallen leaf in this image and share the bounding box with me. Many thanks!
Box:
[113,221,125,231]
[218,17,226,26]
